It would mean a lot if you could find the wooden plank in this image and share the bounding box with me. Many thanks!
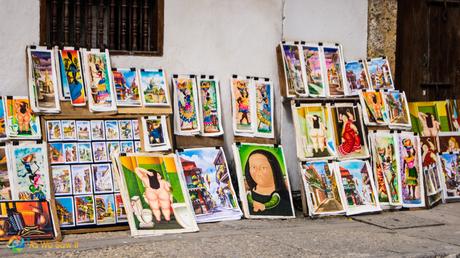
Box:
[234,136,279,145]
[174,135,225,149]
[42,101,172,119]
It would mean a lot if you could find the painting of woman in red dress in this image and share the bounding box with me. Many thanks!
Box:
[338,109,362,156]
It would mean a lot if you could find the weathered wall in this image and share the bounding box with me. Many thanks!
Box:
[367,0,397,73]
[0,0,369,191]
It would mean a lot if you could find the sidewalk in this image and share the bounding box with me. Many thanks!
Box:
[3,203,460,257]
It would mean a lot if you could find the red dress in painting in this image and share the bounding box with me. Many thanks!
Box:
[338,120,362,155]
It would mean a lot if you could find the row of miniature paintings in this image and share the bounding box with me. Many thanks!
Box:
[55,193,127,228]
[46,119,141,142]
[280,41,395,97]
[26,46,275,139]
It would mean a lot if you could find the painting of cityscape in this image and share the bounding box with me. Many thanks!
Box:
[437,153,460,201]
[177,147,242,223]
[301,161,345,217]
[335,160,381,215]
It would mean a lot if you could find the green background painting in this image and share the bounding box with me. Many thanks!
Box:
[237,144,287,178]
[120,156,184,229]
[408,101,450,133]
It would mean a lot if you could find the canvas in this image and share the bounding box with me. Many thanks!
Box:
[112,68,141,106]
[437,132,460,153]
[48,143,64,164]
[71,165,92,195]
[368,131,402,207]
[134,141,141,153]
[51,165,72,196]
[359,91,389,126]
[197,77,224,136]
[5,96,41,139]
[76,120,91,141]
[383,90,411,129]
[92,164,113,194]
[63,143,78,163]
[112,152,199,236]
[55,196,75,227]
[345,60,370,95]
[302,43,326,97]
[114,193,127,223]
[321,44,347,96]
[46,120,62,141]
[334,160,381,215]
[74,195,96,225]
[398,132,425,207]
[120,141,134,153]
[254,78,274,138]
[172,76,201,135]
[82,49,116,112]
[437,152,460,201]
[107,141,120,157]
[61,120,77,140]
[132,119,140,140]
[0,146,11,200]
[408,101,450,136]
[9,143,51,201]
[119,120,133,140]
[231,77,256,136]
[330,103,369,159]
[366,57,394,90]
[57,48,86,105]
[139,69,170,106]
[292,103,336,160]
[77,142,93,163]
[141,116,171,152]
[0,200,58,241]
[420,137,443,206]
[90,120,105,140]
[232,143,295,219]
[280,43,305,96]
[0,97,6,140]
[301,161,345,217]
[27,46,60,113]
[95,194,116,225]
[92,142,108,162]
[446,99,460,132]
[177,147,242,223]
[105,120,120,140]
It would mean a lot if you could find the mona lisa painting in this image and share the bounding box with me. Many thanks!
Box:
[233,143,295,219]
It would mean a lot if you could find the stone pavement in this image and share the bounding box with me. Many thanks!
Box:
[1,203,460,257]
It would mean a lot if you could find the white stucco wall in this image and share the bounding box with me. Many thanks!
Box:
[0,0,368,191]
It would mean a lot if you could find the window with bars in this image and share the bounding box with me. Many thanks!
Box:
[39,0,164,56]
